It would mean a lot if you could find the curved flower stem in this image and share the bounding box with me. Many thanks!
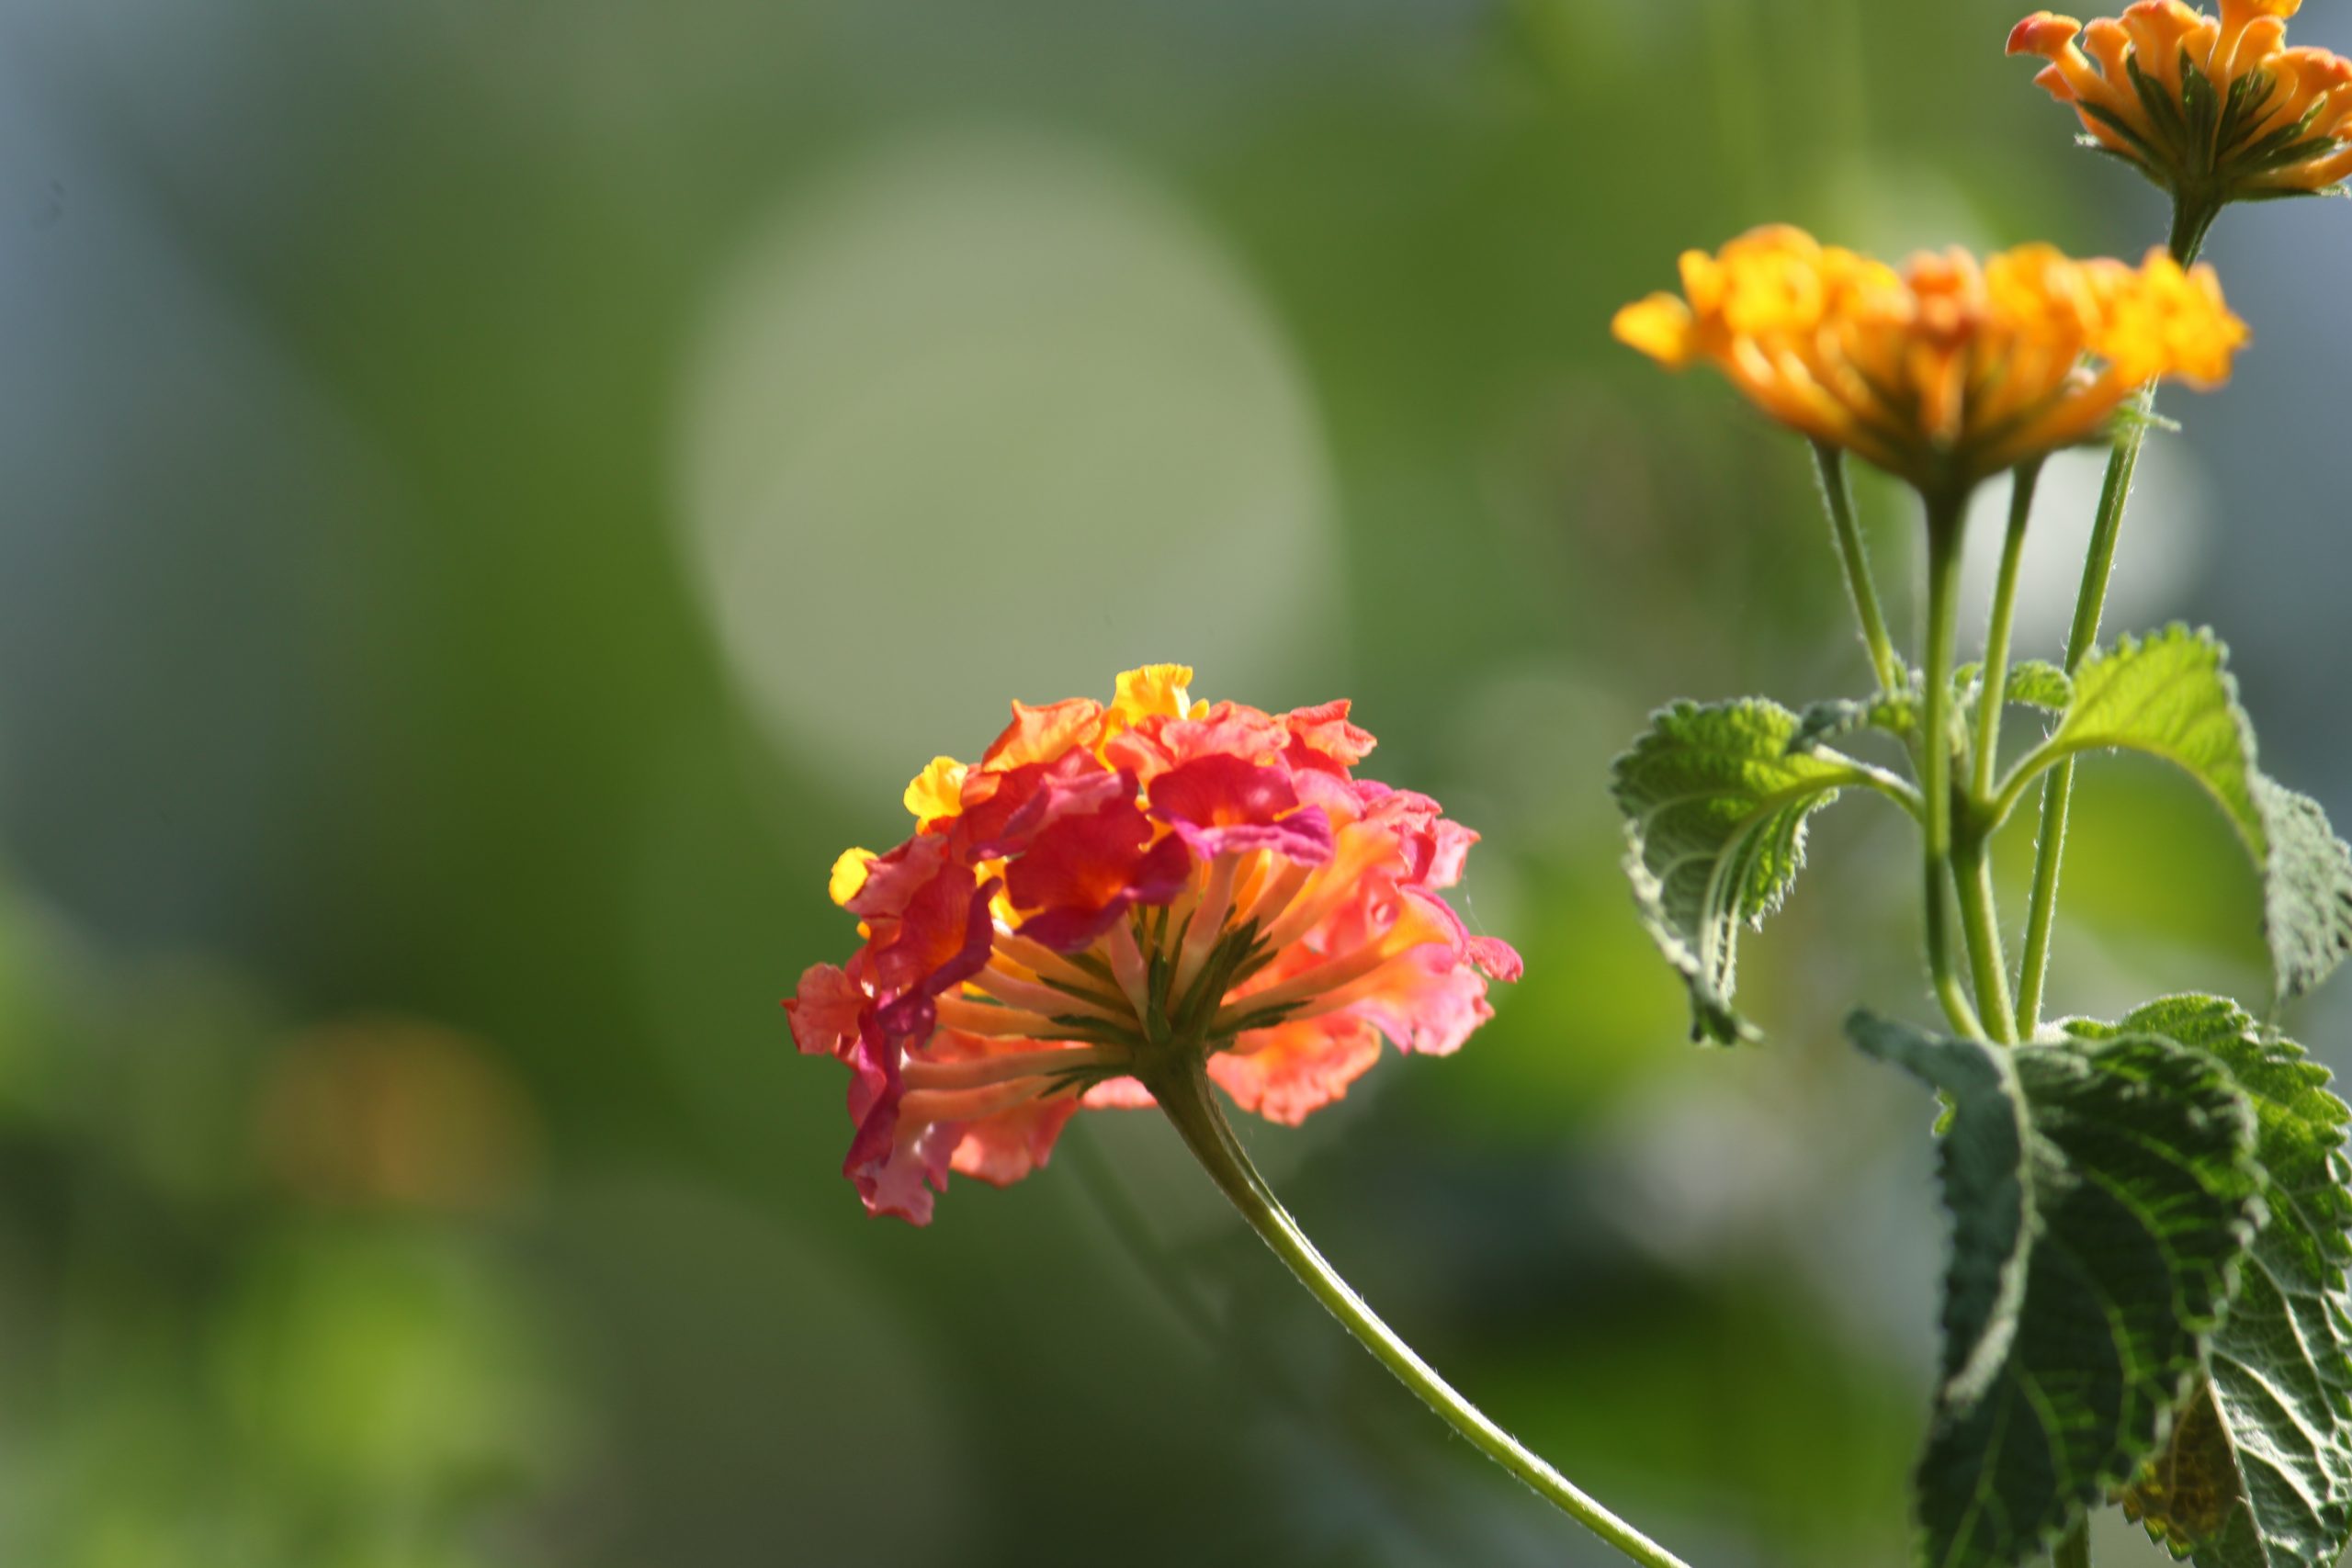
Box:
[1920,491,1985,1041]
[1148,1056,1698,1568]
[1061,1123,1488,1563]
[1812,441,1904,694]
[2013,221,2210,1038]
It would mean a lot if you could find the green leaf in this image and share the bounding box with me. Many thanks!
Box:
[1849,1010,2265,1568]
[2070,997,2352,1568]
[2001,661,2073,713]
[2250,778,2352,1006]
[1611,700,1868,1043]
[1957,660,2073,716]
[2028,626,2352,1002]
[1790,685,1919,754]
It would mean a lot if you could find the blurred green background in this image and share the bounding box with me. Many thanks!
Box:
[1,1,2346,1563]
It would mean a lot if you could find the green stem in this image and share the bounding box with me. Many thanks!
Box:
[1920,491,1984,1040]
[2054,1517,2092,1568]
[1148,1056,1696,1568]
[2017,425,2157,1031]
[2013,217,2212,1036]
[2014,762,2076,1036]
[1954,840,2017,1043]
[1946,465,2040,1043]
[1063,1123,1471,1562]
[1811,441,1904,694]
[1973,461,2041,803]
[2169,197,2221,266]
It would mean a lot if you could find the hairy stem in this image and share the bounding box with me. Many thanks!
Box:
[2169,197,2221,267]
[2015,771,2075,1036]
[1148,1056,1695,1568]
[2013,218,2211,1036]
[1811,441,1904,694]
[1946,465,2039,1043]
[1921,491,1984,1040]
[2012,432,2136,1035]
[1954,840,2017,1043]
[1973,461,2040,803]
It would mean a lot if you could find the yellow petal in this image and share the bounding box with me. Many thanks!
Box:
[902,756,968,825]
[1112,664,1196,727]
[1611,294,1700,367]
[829,848,876,907]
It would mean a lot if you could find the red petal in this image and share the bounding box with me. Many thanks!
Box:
[954,750,1126,861]
[1283,700,1376,773]
[1148,754,1335,863]
[785,964,865,1056]
[1149,752,1299,828]
[1468,935,1524,984]
[1102,702,1290,784]
[851,836,998,1027]
[1015,831,1194,959]
[849,1117,958,1225]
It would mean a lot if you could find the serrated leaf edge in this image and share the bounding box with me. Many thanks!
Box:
[2022,624,2352,1003]
[1856,1012,2267,1568]
[1611,698,1867,1043]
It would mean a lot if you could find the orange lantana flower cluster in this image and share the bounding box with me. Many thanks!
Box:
[787,666,1520,1224]
[1611,226,2245,492]
[2011,0,2352,198]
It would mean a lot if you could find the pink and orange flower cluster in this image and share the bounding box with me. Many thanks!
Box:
[786,666,1521,1224]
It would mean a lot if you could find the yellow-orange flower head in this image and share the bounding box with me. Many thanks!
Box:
[1611,227,2246,495]
[2010,1,2352,204]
